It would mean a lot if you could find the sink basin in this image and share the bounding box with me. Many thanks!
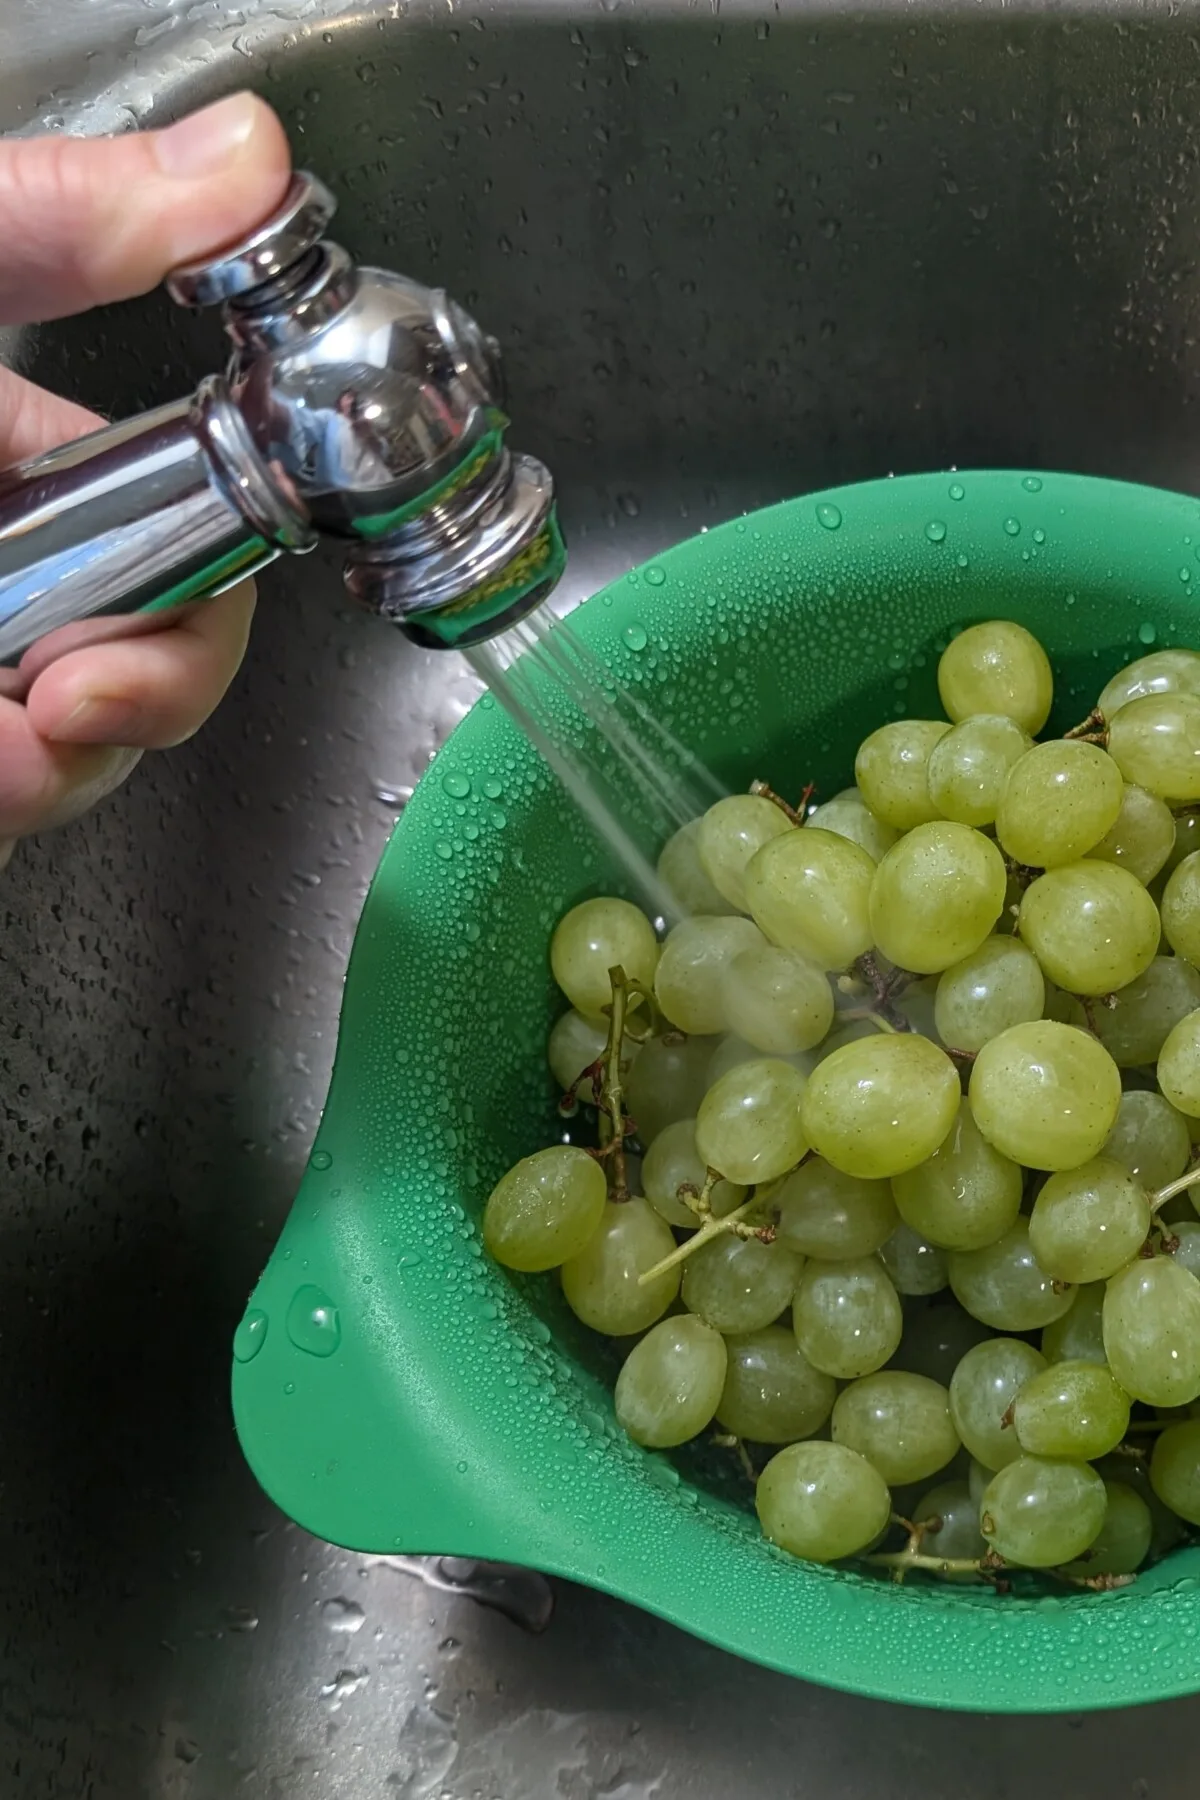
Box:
[6,0,1200,1790]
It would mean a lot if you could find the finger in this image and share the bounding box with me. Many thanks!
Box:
[0,698,141,837]
[0,93,291,326]
[0,364,102,464]
[25,579,257,750]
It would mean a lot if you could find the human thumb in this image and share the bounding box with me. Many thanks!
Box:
[0,92,291,326]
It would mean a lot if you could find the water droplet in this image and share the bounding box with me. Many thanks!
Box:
[1033,528,1046,545]
[442,772,470,799]
[644,565,666,586]
[284,1381,296,1395]
[310,1149,332,1171]
[1138,621,1158,644]
[816,502,842,531]
[925,520,947,543]
[233,1307,268,1363]
[1183,568,1193,583]
[622,623,649,651]
[286,1284,341,1357]
[482,777,503,799]
[435,840,454,860]
[321,1596,366,1634]
[488,807,507,829]
[1003,517,1021,537]
[948,482,965,501]
[1022,475,1044,492]
[955,553,969,569]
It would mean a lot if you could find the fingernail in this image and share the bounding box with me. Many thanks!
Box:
[56,696,144,744]
[153,92,261,179]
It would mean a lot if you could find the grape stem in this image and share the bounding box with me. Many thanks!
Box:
[1063,707,1109,747]
[597,964,635,1202]
[712,1432,758,1483]
[1049,1568,1137,1592]
[636,1176,786,1285]
[1150,1166,1200,1215]
[840,1008,901,1036]
[850,952,915,1032]
[749,778,815,826]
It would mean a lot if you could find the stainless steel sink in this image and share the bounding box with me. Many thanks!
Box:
[5,0,1200,1790]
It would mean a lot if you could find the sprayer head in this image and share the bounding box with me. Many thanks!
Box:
[169,172,565,646]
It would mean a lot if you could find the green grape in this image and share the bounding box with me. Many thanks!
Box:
[695,1057,810,1184]
[1150,1419,1200,1525]
[614,1315,728,1447]
[680,1232,803,1333]
[716,1325,837,1442]
[806,786,899,862]
[1041,1283,1108,1365]
[657,818,738,918]
[1162,850,1200,967]
[561,1197,680,1335]
[948,1337,1048,1469]
[1090,783,1176,886]
[626,1032,716,1145]
[756,1439,892,1562]
[1158,1009,1200,1116]
[706,1033,818,1090]
[1108,693,1200,800]
[1093,957,1200,1068]
[1011,1359,1131,1460]
[1095,1452,1187,1559]
[802,1033,961,1180]
[912,1481,987,1580]
[996,740,1124,869]
[654,915,765,1035]
[887,1298,991,1385]
[948,1220,1075,1331]
[550,896,659,1018]
[641,1118,745,1227]
[1103,1089,1191,1189]
[483,1145,609,1272]
[968,1456,996,1509]
[892,1099,1023,1251]
[937,620,1054,735]
[1103,1257,1200,1405]
[926,713,1033,828]
[721,943,835,1055]
[854,719,951,830]
[879,1222,949,1295]
[743,827,876,969]
[1018,861,1160,997]
[832,1371,960,1485]
[1098,647,1200,719]
[775,1157,897,1259]
[1062,1481,1153,1578]
[793,1256,904,1378]
[1027,1156,1151,1284]
[980,1456,1107,1567]
[868,822,1007,975]
[1169,1221,1200,1280]
[697,793,794,911]
[969,1021,1121,1170]
[1164,807,1200,880]
[933,937,1046,1055]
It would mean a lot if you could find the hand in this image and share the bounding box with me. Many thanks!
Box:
[0,92,292,870]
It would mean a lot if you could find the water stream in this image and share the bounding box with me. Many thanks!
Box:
[466,607,726,918]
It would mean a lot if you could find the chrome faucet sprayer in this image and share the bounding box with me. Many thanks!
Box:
[0,172,564,670]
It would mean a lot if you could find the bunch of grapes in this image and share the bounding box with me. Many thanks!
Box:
[482,621,1200,1585]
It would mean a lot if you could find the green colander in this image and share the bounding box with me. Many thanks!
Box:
[232,468,1200,1712]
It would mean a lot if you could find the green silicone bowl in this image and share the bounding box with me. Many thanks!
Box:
[233,469,1200,1712]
